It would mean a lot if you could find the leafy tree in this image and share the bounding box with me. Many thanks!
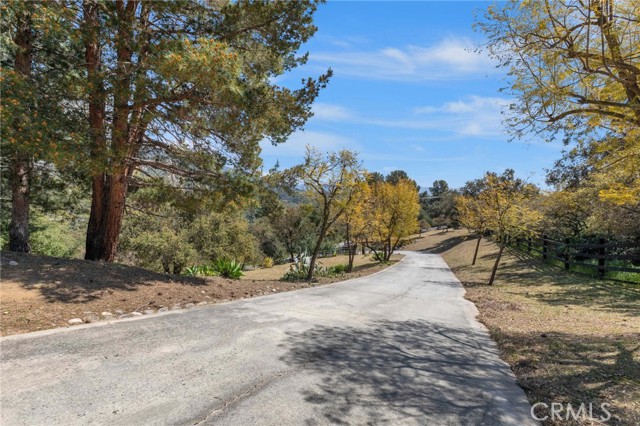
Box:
[455,194,489,265]
[120,206,197,274]
[295,147,364,279]
[429,180,449,197]
[367,171,385,185]
[188,209,260,267]
[421,180,457,229]
[1,1,84,252]
[479,0,640,204]
[337,180,369,271]
[364,179,420,261]
[540,189,592,239]
[268,204,315,262]
[120,186,259,274]
[250,218,287,263]
[53,0,333,261]
[475,171,541,285]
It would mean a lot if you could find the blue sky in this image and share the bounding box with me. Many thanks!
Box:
[259,1,565,190]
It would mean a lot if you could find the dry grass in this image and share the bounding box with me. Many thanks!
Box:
[407,229,640,426]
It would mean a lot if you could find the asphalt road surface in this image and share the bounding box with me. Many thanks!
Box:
[1,252,536,425]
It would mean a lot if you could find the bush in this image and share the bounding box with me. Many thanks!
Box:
[328,263,348,274]
[29,211,83,258]
[371,252,386,262]
[262,257,274,268]
[281,260,347,281]
[212,258,244,279]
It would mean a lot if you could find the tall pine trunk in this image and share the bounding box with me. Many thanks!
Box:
[85,173,128,261]
[9,156,30,253]
[9,10,33,253]
[83,0,134,261]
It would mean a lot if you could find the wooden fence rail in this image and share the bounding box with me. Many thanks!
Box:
[509,235,640,279]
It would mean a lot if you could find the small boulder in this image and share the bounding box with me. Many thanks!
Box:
[143,309,155,315]
[196,301,207,306]
[157,307,169,313]
[9,260,18,266]
[131,312,143,316]
[68,318,83,325]
[82,313,101,323]
[114,309,125,315]
[185,303,195,309]
[101,312,114,318]
[170,304,182,310]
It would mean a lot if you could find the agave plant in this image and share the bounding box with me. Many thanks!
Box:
[212,258,244,279]
[184,265,200,277]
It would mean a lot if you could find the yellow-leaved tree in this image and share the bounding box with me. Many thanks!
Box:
[364,179,420,262]
[337,180,370,272]
[475,171,542,285]
[296,147,365,280]
[456,194,489,265]
[479,0,640,206]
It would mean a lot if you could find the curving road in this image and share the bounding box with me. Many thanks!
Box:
[0,252,536,425]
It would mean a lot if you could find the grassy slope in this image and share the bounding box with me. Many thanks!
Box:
[405,230,640,426]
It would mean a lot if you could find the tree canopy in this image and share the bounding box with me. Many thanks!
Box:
[479,0,640,205]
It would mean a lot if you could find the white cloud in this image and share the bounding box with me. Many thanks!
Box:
[415,96,510,115]
[260,130,360,158]
[311,103,353,121]
[368,95,511,137]
[303,96,511,138]
[310,37,496,82]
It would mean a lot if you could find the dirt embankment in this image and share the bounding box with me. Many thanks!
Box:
[0,252,400,337]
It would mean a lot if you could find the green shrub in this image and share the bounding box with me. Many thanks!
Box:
[30,212,83,258]
[281,260,347,281]
[371,252,385,262]
[328,264,348,274]
[212,258,244,279]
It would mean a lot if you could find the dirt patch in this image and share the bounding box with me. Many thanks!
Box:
[409,230,640,426]
[0,251,401,337]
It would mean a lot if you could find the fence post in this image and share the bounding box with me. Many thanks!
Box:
[542,235,548,261]
[597,238,606,278]
[527,237,532,253]
[564,238,571,270]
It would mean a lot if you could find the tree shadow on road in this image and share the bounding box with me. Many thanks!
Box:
[280,319,533,425]
[419,234,475,254]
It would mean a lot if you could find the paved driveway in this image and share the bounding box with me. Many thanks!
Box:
[1,252,536,425]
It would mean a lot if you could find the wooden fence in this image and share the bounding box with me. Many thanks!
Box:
[509,235,640,279]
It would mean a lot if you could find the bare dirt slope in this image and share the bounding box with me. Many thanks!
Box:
[0,251,399,336]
